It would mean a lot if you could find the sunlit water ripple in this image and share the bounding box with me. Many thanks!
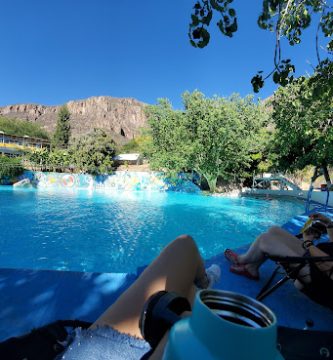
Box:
[0,187,305,273]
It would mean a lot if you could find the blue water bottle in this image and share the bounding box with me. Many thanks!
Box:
[163,289,284,360]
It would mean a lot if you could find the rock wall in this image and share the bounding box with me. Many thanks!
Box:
[0,96,148,143]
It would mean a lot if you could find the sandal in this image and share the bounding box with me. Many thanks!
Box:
[230,264,260,281]
[224,249,240,264]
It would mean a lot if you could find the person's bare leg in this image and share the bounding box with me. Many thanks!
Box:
[91,235,207,338]
[237,227,307,277]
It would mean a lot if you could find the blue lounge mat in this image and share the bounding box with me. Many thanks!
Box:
[0,269,136,341]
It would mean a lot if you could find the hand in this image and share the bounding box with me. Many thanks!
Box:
[309,213,332,226]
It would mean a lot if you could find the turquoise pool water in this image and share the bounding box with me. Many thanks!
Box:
[0,187,305,273]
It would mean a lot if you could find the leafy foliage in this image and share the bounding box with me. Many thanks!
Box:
[49,150,72,170]
[189,0,237,48]
[0,116,49,139]
[147,99,194,177]
[120,139,140,153]
[28,130,117,174]
[272,61,333,170]
[52,105,71,149]
[28,148,50,168]
[147,92,270,192]
[0,156,24,180]
[27,148,72,171]
[69,129,116,174]
[119,129,153,156]
[189,0,333,92]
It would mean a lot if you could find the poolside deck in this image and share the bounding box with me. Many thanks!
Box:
[1,214,333,341]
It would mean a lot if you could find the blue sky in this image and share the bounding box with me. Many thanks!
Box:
[0,0,327,109]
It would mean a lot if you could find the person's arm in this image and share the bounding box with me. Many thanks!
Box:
[301,231,333,279]
[309,213,333,242]
[308,245,333,279]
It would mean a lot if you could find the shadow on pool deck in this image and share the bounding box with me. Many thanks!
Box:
[0,269,137,341]
[1,214,333,341]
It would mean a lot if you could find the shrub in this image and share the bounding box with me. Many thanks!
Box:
[0,156,24,182]
[0,116,49,139]
[70,129,116,174]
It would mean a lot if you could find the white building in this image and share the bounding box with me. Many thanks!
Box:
[113,153,143,165]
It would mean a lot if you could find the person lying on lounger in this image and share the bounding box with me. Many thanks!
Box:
[224,213,333,308]
[60,235,220,360]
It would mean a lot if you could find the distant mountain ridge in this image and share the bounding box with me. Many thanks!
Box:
[0,96,148,144]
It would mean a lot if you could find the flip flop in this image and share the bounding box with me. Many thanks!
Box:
[230,264,260,281]
[224,249,240,264]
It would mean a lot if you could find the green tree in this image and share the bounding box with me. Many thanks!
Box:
[272,63,333,171]
[189,0,333,92]
[147,99,194,177]
[184,92,269,191]
[52,105,71,149]
[70,129,116,174]
[250,128,278,175]
[147,92,270,192]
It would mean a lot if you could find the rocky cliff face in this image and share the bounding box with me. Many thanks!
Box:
[0,96,148,143]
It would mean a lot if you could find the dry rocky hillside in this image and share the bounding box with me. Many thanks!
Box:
[0,96,148,144]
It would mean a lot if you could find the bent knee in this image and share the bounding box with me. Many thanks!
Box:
[176,234,194,242]
[172,234,197,253]
[268,226,283,235]
[258,233,273,253]
[175,234,195,245]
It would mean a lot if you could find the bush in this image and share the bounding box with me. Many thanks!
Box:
[70,129,116,174]
[119,130,153,156]
[0,116,49,139]
[120,139,140,153]
[0,156,24,182]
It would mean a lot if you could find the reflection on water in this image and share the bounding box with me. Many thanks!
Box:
[0,188,304,273]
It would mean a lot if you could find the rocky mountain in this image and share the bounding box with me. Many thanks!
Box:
[0,96,148,143]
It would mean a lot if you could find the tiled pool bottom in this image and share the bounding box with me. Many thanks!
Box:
[1,215,333,342]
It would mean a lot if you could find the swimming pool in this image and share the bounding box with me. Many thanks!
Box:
[0,187,305,273]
